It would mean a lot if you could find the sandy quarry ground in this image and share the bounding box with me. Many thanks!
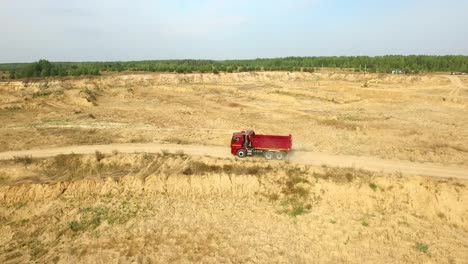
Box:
[0,71,467,263]
[1,71,468,165]
[0,152,467,263]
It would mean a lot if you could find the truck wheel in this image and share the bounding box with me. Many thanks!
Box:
[236,149,247,158]
[264,151,273,160]
[275,152,285,160]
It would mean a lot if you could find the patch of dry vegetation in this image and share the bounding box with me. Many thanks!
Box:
[79,88,99,105]
[13,155,33,166]
[317,118,359,131]
[163,137,191,145]
[68,203,139,233]
[0,128,131,152]
[429,142,468,153]
[2,152,276,186]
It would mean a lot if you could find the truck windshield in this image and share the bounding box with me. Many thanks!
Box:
[232,137,239,142]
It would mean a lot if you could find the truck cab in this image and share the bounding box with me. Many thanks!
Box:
[230,132,249,157]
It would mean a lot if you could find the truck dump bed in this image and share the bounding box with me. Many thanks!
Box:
[250,134,292,151]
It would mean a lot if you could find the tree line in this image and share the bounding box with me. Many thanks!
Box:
[1,55,467,79]
[3,60,100,79]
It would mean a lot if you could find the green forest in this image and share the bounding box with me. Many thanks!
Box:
[1,55,467,79]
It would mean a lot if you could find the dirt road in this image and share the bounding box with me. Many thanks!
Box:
[0,143,466,180]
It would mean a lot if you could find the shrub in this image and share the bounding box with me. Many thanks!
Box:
[40,153,83,180]
[161,149,170,155]
[32,91,51,98]
[69,207,107,232]
[175,150,185,156]
[80,88,98,104]
[415,242,429,253]
[4,105,22,111]
[13,155,33,165]
[69,205,138,232]
[314,167,373,183]
[28,239,47,259]
[95,151,105,162]
[289,205,306,217]
[68,221,83,232]
[228,102,241,107]
[182,167,193,175]
[317,119,357,130]
[15,202,28,209]
[282,175,310,198]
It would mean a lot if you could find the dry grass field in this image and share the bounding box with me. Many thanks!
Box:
[0,71,467,263]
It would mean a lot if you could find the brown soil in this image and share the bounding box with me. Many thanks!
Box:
[0,71,467,263]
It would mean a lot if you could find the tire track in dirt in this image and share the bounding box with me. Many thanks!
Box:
[444,75,467,97]
[0,143,467,180]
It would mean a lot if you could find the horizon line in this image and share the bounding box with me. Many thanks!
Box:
[1,54,468,64]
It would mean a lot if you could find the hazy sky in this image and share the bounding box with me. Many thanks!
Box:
[1,0,467,62]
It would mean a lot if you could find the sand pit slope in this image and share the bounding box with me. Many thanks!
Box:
[0,153,467,264]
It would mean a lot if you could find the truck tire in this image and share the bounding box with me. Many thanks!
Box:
[236,149,247,158]
[275,152,285,160]
[264,151,273,160]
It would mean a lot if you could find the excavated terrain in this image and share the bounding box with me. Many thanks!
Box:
[0,71,467,263]
[0,71,467,165]
[0,152,467,263]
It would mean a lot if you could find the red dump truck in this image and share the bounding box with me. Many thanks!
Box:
[230,130,292,160]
